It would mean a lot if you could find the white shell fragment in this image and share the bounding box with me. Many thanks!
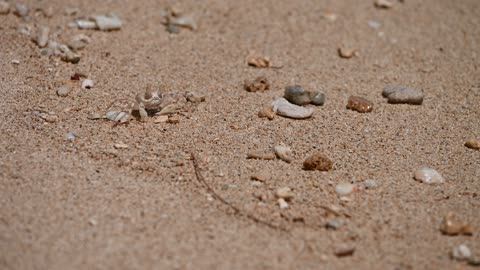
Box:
[335,183,356,196]
[90,14,122,31]
[272,97,314,119]
[452,244,472,261]
[169,15,197,30]
[34,26,49,48]
[275,187,294,200]
[273,145,293,163]
[278,198,289,209]
[413,167,445,184]
[68,34,91,51]
[76,19,97,29]
[81,79,94,89]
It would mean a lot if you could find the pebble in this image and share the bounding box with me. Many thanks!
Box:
[364,179,378,188]
[258,106,275,120]
[382,85,424,105]
[33,26,49,48]
[452,244,472,261]
[11,59,20,65]
[56,85,71,97]
[375,0,394,9]
[278,198,289,209]
[68,34,91,51]
[76,20,97,29]
[440,212,473,236]
[154,115,169,123]
[81,79,94,89]
[413,167,444,184]
[338,47,358,59]
[346,96,373,113]
[90,14,122,31]
[0,1,9,14]
[368,20,382,29]
[250,170,271,182]
[272,97,314,119]
[275,187,294,200]
[246,51,271,68]
[334,244,355,257]
[310,92,325,106]
[185,92,206,103]
[65,132,79,140]
[58,44,80,64]
[326,219,343,230]
[465,139,480,150]
[335,183,356,196]
[114,143,128,149]
[14,3,29,17]
[244,76,270,92]
[303,152,333,171]
[284,85,311,105]
[246,151,276,160]
[273,145,293,163]
[166,23,180,34]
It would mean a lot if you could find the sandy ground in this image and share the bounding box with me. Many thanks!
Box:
[1,0,480,269]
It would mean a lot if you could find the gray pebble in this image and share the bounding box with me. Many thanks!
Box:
[65,132,79,140]
[382,85,424,105]
[57,85,71,97]
[309,92,325,106]
[326,219,343,230]
[284,85,311,105]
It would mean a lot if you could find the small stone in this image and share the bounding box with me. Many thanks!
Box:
[273,145,293,163]
[246,51,271,68]
[309,92,325,106]
[42,114,57,123]
[33,26,49,48]
[465,139,480,150]
[335,183,356,196]
[90,14,122,31]
[68,34,91,51]
[56,85,71,97]
[338,47,358,59]
[364,179,378,188]
[0,1,10,14]
[114,143,128,149]
[166,23,180,34]
[272,97,314,119]
[303,152,333,171]
[247,151,276,160]
[11,59,20,65]
[334,244,355,257]
[88,218,97,226]
[326,219,343,230]
[154,115,169,123]
[368,20,382,29]
[275,187,294,200]
[76,20,97,29]
[284,85,311,105]
[346,96,373,113]
[258,106,275,120]
[382,85,424,105]
[452,244,472,261]
[167,115,180,124]
[375,0,394,9]
[81,79,94,89]
[278,198,289,209]
[65,132,79,140]
[251,170,271,182]
[440,212,474,236]
[414,167,444,184]
[244,76,270,92]
[14,3,29,17]
[58,44,80,64]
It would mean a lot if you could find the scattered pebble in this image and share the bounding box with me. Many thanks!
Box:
[81,79,94,89]
[375,0,394,9]
[58,44,80,64]
[40,113,57,123]
[65,132,79,140]
[90,14,122,31]
[346,95,373,113]
[335,183,356,196]
[278,198,289,209]
[244,76,270,92]
[0,1,9,14]
[310,92,325,106]
[76,19,97,29]
[368,20,382,29]
[275,187,294,200]
[258,106,275,120]
[338,47,358,59]
[326,218,343,230]
[272,97,314,119]
[247,151,276,160]
[68,34,91,51]
[334,244,356,257]
[33,26,49,48]
[382,85,424,105]
[56,85,72,97]
[273,145,293,163]
[284,85,325,106]
[14,3,29,18]
[114,143,128,149]
[452,244,472,261]
[465,139,480,150]
[413,167,445,184]
[303,152,333,171]
[154,115,169,123]
[245,51,281,68]
[11,59,20,65]
[251,170,271,182]
[364,179,378,188]
[440,212,474,236]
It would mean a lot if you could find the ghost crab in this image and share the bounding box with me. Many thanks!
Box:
[106,86,204,124]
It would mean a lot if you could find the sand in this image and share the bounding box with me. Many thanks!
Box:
[1,0,479,269]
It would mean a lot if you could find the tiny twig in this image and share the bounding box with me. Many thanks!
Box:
[190,152,288,232]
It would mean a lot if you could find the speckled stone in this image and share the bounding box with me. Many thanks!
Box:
[383,85,424,105]
[303,153,333,171]
[346,96,373,113]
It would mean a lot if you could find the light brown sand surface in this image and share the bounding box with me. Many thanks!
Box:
[1,0,479,269]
